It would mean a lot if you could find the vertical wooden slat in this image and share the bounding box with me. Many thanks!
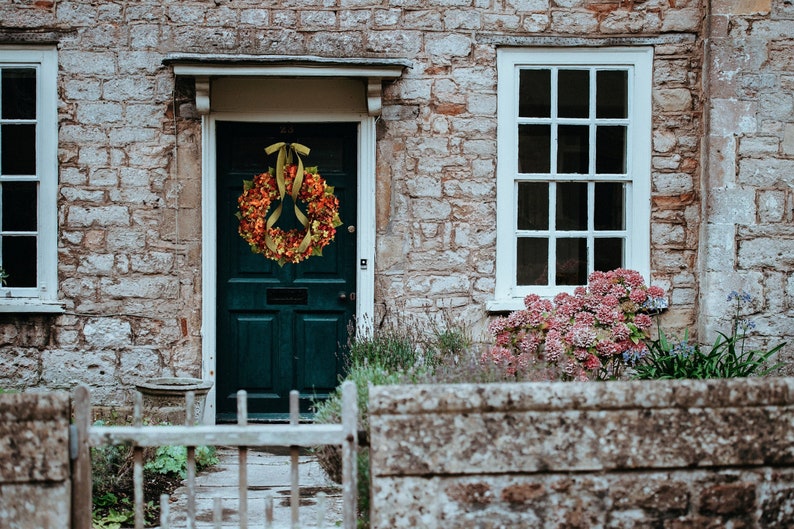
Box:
[289,390,300,529]
[133,392,145,529]
[186,391,196,529]
[265,491,274,529]
[316,491,327,529]
[238,390,249,529]
[71,384,92,529]
[340,380,358,529]
[160,494,171,529]
[213,497,222,529]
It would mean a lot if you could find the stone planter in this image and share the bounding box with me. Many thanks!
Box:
[135,377,213,424]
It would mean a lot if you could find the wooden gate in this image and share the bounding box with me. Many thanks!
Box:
[70,381,358,529]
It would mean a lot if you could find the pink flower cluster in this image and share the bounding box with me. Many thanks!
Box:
[484,269,667,381]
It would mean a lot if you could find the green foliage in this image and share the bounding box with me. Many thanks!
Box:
[144,445,219,479]
[633,327,784,380]
[0,267,7,286]
[634,291,786,380]
[91,419,218,528]
[314,316,479,528]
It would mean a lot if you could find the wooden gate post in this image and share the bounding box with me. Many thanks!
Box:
[340,380,358,529]
[71,384,92,529]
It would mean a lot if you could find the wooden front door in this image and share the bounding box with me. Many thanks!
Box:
[216,122,357,421]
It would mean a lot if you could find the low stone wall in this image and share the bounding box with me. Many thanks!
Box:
[0,392,71,529]
[369,378,794,528]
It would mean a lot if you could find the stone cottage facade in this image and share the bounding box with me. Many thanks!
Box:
[0,0,791,421]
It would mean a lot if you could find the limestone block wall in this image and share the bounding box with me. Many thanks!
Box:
[701,0,794,370]
[369,379,794,528]
[0,0,709,406]
[0,392,71,529]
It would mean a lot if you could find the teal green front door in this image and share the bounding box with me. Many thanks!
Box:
[216,122,358,421]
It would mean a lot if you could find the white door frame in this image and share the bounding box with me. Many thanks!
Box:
[200,111,376,424]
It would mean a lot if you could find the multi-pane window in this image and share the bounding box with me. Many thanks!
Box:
[0,47,58,309]
[493,48,652,309]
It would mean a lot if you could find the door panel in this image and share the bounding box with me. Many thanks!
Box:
[216,122,357,420]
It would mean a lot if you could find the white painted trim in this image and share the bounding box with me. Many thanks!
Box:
[0,46,58,306]
[172,64,405,79]
[200,115,217,424]
[200,111,376,424]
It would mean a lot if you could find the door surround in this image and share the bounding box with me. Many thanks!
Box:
[200,111,376,424]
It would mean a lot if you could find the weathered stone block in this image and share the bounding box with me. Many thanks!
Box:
[0,482,71,529]
[0,392,69,482]
[369,380,794,528]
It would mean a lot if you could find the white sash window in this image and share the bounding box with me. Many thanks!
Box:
[492,48,653,310]
[0,47,59,312]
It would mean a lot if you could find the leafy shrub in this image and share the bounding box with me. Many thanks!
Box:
[633,291,785,379]
[313,316,476,528]
[144,445,219,479]
[91,419,218,528]
[485,269,667,381]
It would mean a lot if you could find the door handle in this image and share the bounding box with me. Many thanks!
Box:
[338,292,356,302]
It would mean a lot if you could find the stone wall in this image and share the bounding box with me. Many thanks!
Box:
[369,379,794,528]
[0,0,750,406]
[701,0,794,371]
[0,392,71,529]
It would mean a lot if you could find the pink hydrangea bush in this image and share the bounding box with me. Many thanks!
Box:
[484,268,667,381]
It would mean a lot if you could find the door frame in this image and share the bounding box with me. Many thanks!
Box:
[200,111,376,424]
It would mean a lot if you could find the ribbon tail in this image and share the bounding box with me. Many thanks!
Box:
[296,226,313,254]
[264,201,283,253]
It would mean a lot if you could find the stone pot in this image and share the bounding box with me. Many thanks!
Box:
[135,377,213,424]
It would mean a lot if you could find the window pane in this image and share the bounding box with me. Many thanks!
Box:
[517,238,548,286]
[556,238,587,286]
[558,70,589,118]
[518,124,550,173]
[2,68,37,119]
[596,126,626,174]
[594,183,625,230]
[2,182,37,231]
[594,238,624,272]
[519,69,551,118]
[2,235,36,287]
[556,182,587,231]
[596,70,627,119]
[517,182,549,230]
[557,125,589,174]
[1,124,36,175]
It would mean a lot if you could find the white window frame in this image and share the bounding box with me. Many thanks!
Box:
[0,46,60,313]
[490,47,652,311]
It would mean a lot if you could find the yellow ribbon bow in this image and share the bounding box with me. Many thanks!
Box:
[263,142,312,256]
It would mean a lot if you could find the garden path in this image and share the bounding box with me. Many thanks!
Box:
[161,446,343,528]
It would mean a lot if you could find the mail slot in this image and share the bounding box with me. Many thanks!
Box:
[266,288,308,305]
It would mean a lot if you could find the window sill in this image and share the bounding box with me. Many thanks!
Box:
[0,300,65,314]
[486,298,525,314]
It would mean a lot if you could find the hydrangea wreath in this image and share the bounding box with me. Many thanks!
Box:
[237,142,342,266]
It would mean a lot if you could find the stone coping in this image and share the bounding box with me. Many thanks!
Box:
[369,377,794,415]
[0,391,70,422]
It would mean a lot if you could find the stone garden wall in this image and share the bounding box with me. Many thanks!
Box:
[369,379,794,528]
[0,392,71,529]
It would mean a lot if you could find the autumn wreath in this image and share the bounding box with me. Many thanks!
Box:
[236,142,342,266]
